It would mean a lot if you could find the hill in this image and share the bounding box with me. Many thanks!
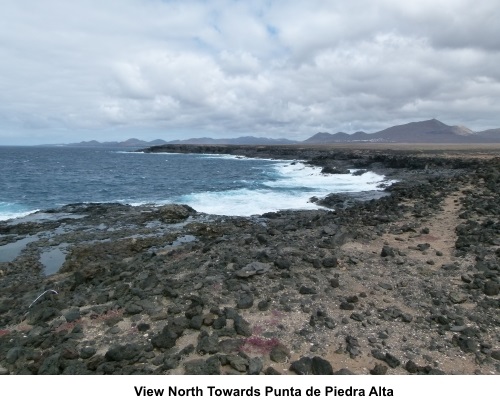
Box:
[303,119,498,144]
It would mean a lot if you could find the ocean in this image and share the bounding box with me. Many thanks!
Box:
[0,146,390,219]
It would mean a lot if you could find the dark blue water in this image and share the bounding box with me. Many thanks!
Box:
[0,146,388,218]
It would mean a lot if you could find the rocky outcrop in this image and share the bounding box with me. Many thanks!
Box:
[0,148,499,375]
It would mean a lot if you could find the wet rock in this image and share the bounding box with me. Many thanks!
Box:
[321,166,349,175]
[158,204,196,222]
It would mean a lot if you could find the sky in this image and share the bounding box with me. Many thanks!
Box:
[1,0,499,145]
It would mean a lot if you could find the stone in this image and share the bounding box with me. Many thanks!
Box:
[235,262,270,278]
[274,258,291,269]
[227,354,248,372]
[151,327,179,350]
[248,357,263,375]
[237,294,254,309]
[158,204,196,222]
[330,278,340,288]
[257,300,271,311]
[290,357,313,375]
[196,333,220,355]
[322,257,338,268]
[384,353,401,368]
[299,285,317,294]
[370,363,388,375]
[270,343,290,363]
[484,281,499,296]
[311,356,333,375]
[105,344,140,362]
[64,308,81,322]
[234,316,252,337]
[6,347,22,364]
[340,302,354,310]
[80,346,97,359]
[381,246,395,257]
[38,353,61,375]
[449,292,468,304]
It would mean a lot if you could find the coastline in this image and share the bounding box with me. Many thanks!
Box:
[0,145,499,375]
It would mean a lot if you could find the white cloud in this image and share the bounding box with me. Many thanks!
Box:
[0,0,499,144]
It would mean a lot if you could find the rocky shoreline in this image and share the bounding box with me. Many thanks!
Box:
[0,145,499,375]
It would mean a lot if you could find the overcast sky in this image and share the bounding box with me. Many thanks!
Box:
[1,0,499,145]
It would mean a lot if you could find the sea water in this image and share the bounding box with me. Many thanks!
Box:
[0,146,390,219]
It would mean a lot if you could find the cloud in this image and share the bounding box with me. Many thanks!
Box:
[0,0,499,144]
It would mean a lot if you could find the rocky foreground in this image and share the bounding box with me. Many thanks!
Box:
[0,146,499,375]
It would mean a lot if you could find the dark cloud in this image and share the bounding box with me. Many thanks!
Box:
[0,0,499,144]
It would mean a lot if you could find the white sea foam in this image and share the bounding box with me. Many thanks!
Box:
[198,154,280,161]
[268,162,388,192]
[0,202,39,221]
[174,162,391,216]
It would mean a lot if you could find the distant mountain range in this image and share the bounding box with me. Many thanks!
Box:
[303,119,499,144]
[65,136,298,147]
[64,119,500,147]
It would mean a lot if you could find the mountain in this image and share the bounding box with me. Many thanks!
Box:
[370,119,475,142]
[475,128,500,140]
[302,119,498,144]
[57,119,500,147]
[64,136,297,147]
[302,132,351,144]
[165,136,298,145]
[67,138,168,147]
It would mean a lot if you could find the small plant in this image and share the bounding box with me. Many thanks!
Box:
[240,336,280,355]
[90,308,124,323]
[54,319,84,334]
[0,329,10,337]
